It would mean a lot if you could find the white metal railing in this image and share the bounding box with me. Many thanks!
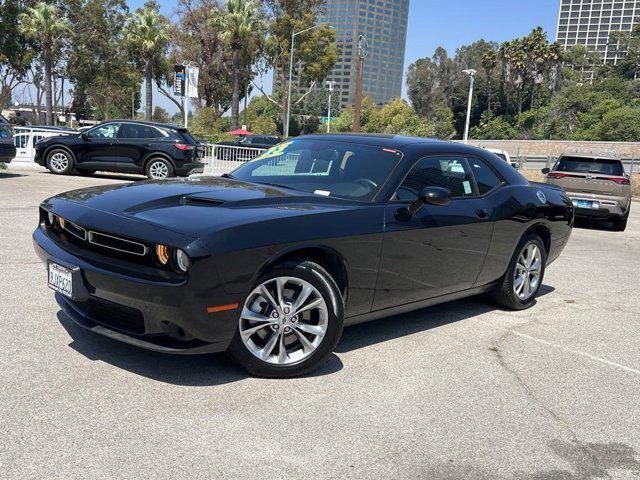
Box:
[202,143,266,175]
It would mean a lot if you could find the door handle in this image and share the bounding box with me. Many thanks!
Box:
[475,208,490,219]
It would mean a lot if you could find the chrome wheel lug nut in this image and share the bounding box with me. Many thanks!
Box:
[283,307,290,314]
[272,311,279,318]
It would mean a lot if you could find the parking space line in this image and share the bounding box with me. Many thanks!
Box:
[492,324,640,375]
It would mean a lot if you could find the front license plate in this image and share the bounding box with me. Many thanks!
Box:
[48,261,73,299]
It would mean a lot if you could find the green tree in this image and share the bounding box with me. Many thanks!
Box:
[0,1,33,110]
[152,106,170,123]
[214,0,263,129]
[596,106,640,141]
[609,25,640,79]
[19,2,69,125]
[481,49,498,119]
[124,5,170,121]
[66,0,140,120]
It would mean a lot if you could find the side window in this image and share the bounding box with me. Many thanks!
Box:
[468,157,503,195]
[87,123,120,139]
[396,156,476,201]
[137,125,163,138]
[119,124,164,139]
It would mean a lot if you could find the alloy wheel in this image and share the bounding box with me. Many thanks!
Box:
[149,161,169,179]
[50,152,69,173]
[239,276,328,365]
[514,242,542,301]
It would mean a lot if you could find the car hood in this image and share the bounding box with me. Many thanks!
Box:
[47,177,364,238]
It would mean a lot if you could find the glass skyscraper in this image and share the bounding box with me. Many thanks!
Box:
[556,0,640,64]
[274,0,410,111]
[318,0,410,109]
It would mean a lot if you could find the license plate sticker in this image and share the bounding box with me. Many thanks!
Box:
[48,262,73,298]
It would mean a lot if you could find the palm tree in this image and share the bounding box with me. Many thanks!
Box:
[217,0,261,129]
[125,9,169,121]
[19,3,68,125]
[481,49,498,119]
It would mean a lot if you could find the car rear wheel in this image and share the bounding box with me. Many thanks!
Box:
[612,210,629,232]
[145,158,174,180]
[46,149,74,175]
[228,260,344,378]
[491,233,546,310]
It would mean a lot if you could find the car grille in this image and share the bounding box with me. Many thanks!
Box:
[88,231,147,256]
[41,208,151,261]
[71,296,145,335]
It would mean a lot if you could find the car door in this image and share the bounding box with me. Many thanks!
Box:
[371,155,499,311]
[116,123,166,173]
[77,123,121,169]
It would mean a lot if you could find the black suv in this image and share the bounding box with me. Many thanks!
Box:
[219,134,281,149]
[0,115,16,164]
[34,120,205,179]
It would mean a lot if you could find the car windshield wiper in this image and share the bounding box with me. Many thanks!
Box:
[221,173,234,179]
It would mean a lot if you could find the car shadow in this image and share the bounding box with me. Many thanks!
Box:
[57,285,554,385]
[337,285,555,354]
[56,310,344,386]
[0,171,24,179]
[574,218,617,232]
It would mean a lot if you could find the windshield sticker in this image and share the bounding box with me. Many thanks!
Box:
[254,141,293,161]
[314,190,331,196]
[463,181,472,195]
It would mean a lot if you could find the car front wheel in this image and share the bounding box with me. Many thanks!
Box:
[228,260,344,378]
[491,233,546,310]
[46,149,74,175]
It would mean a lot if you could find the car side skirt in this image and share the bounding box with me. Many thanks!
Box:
[343,282,498,327]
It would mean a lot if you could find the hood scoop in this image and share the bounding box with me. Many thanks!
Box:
[181,195,226,207]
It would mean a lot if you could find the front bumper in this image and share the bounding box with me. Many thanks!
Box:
[33,227,241,354]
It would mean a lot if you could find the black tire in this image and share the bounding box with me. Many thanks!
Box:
[612,210,629,232]
[145,158,174,180]
[228,260,344,378]
[46,148,74,175]
[491,233,547,310]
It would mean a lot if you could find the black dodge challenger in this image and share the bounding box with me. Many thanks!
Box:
[33,135,574,377]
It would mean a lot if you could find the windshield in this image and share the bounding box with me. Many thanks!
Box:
[230,138,403,201]
[556,156,624,176]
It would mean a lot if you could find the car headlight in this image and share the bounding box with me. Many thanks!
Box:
[175,249,190,273]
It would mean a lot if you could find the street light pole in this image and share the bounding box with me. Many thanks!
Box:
[462,69,476,144]
[326,81,333,133]
[284,24,333,138]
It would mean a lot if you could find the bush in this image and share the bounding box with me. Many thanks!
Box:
[596,107,640,141]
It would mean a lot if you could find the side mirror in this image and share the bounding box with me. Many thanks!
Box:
[80,132,88,141]
[541,167,550,174]
[409,186,451,214]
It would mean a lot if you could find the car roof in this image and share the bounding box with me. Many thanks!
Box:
[106,119,187,131]
[300,133,452,148]
[299,133,489,155]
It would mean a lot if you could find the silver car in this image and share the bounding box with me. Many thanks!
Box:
[543,148,631,231]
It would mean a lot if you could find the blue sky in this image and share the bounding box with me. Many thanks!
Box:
[131,0,561,114]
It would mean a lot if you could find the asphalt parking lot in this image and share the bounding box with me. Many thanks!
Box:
[1,168,639,480]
